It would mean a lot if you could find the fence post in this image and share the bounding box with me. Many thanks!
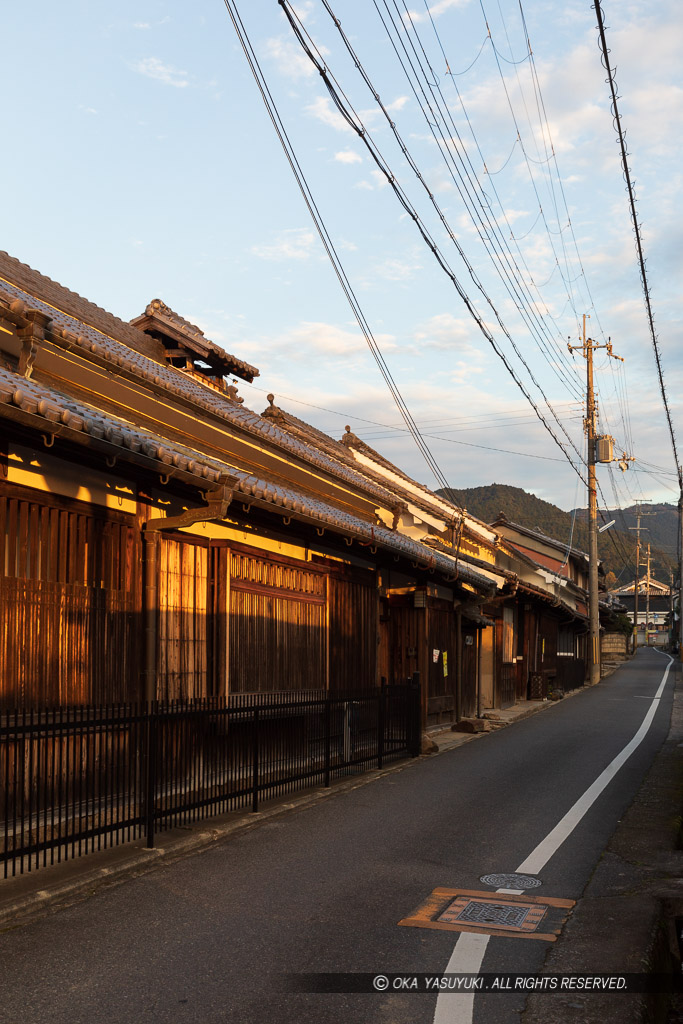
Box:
[252,706,259,813]
[144,708,157,849]
[410,671,422,758]
[377,680,386,770]
[324,697,331,788]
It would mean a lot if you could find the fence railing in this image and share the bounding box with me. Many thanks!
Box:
[1,682,421,878]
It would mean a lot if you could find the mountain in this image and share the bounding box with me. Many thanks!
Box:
[436,484,677,585]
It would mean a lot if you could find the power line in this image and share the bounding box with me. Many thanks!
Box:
[377,0,586,406]
[593,0,681,490]
[221,0,453,492]
[239,378,578,437]
[280,0,587,488]
[484,0,640,503]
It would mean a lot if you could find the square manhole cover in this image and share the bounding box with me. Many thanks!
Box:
[399,888,574,942]
[439,897,545,932]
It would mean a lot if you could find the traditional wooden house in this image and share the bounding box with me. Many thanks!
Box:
[0,252,499,716]
[487,514,591,699]
[611,577,672,645]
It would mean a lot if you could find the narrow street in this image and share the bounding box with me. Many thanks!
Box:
[1,648,674,1024]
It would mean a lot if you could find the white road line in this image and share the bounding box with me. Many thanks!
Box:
[433,652,673,1024]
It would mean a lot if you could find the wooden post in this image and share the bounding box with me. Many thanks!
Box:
[476,627,482,719]
[144,531,159,703]
[416,599,429,726]
[455,604,463,722]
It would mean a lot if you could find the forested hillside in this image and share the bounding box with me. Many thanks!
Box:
[436,483,676,585]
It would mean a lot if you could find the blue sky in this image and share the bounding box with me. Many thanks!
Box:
[3,1,681,511]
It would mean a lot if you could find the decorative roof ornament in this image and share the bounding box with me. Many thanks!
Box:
[131,299,260,383]
[261,393,287,424]
[143,299,205,340]
[341,425,362,447]
[225,384,243,405]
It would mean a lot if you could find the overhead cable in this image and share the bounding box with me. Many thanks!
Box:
[280,0,588,487]
[593,0,681,490]
[222,0,453,492]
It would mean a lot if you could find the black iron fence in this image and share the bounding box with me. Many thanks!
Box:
[1,682,421,878]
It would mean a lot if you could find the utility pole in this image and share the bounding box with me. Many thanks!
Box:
[679,479,683,659]
[645,543,651,646]
[629,503,655,651]
[568,315,623,685]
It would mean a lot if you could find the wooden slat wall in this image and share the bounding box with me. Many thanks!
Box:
[385,602,420,686]
[228,549,325,693]
[157,537,208,701]
[461,627,477,718]
[538,611,558,679]
[327,576,377,691]
[425,607,456,701]
[0,492,140,709]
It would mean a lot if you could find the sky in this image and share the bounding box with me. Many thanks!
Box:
[3,0,682,512]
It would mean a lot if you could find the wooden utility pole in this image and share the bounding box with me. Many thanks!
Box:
[629,503,655,651]
[679,481,683,659]
[568,315,623,685]
[645,543,651,645]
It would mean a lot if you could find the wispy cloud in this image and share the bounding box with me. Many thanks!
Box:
[132,57,189,88]
[306,95,410,134]
[251,229,317,261]
[413,313,479,357]
[306,96,352,133]
[275,321,395,359]
[335,150,362,165]
[289,1,314,22]
[264,35,328,79]
[403,0,468,24]
[373,256,422,282]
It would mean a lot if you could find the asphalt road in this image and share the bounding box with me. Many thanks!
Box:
[1,648,674,1024]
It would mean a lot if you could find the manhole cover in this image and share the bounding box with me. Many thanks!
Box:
[399,887,575,942]
[480,873,542,890]
[458,901,530,927]
[438,896,546,933]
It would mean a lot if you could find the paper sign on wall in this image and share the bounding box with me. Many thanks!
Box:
[432,649,440,663]
[442,651,448,677]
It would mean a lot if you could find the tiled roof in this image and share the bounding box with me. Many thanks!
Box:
[0,276,405,510]
[130,298,260,382]
[516,577,587,620]
[0,251,162,360]
[262,397,468,527]
[0,366,224,484]
[341,425,497,543]
[491,514,589,561]
[0,365,494,594]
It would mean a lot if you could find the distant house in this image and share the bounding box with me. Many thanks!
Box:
[488,514,591,698]
[611,577,672,642]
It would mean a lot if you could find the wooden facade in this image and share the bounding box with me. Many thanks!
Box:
[0,485,141,708]
[0,252,594,727]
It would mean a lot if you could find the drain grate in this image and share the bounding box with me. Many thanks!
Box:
[480,873,541,890]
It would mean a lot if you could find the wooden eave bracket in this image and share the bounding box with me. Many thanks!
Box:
[17,310,52,379]
[144,478,236,533]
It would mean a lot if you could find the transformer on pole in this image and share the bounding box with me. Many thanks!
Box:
[568,315,626,685]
